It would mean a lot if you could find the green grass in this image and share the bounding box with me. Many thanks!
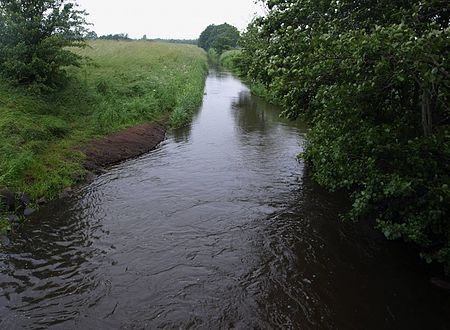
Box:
[0,40,208,205]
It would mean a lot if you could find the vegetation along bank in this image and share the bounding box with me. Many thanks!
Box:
[0,39,207,231]
[228,0,449,270]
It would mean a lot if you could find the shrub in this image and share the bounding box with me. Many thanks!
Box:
[238,0,450,267]
[0,0,88,90]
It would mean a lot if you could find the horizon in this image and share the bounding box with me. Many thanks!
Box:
[76,0,266,40]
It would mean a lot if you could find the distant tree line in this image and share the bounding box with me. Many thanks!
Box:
[86,33,197,45]
[151,38,198,45]
[198,23,240,54]
[237,0,450,268]
[98,33,132,41]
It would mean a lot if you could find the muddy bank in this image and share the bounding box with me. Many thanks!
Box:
[79,122,166,171]
[2,121,165,208]
[0,122,166,239]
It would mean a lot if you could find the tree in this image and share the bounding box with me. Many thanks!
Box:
[86,31,98,39]
[198,23,240,54]
[198,25,214,50]
[0,0,88,89]
[239,0,450,268]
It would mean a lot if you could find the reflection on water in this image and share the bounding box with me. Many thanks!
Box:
[0,69,448,329]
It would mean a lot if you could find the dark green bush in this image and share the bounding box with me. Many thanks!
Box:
[238,0,450,267]
[0,0,88,90]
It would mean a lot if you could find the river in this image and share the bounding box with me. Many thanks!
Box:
[0,69,448,329]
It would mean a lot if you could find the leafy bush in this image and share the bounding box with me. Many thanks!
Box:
[219,50,242,73]
[0,0,88,90]
[238,0,450,267]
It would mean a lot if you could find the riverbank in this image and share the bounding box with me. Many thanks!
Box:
[0,40,207,232]
[79,122,166,172]
[1,68,448,329]
[237,2,450,270]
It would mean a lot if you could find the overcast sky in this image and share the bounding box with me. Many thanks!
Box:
[76,0,266,39]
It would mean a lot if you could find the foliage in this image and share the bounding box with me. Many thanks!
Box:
[0,216,11,234]
[219,50,242,73]
[152,38,198,45]
[238,0,450,267]
[0,0,88,90]
[198,23,240,54]
[85,31,98,39]
[207,48,219,65]
[98,33,131,41]
[0,40,207,201]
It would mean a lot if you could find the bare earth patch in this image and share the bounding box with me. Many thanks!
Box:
[79,122,166,171]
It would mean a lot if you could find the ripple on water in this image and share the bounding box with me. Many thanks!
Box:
[1,70,449,329]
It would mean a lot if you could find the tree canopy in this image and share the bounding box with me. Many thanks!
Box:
[198,23,240,54]
[0,0,88,90]
[238,0,450,267]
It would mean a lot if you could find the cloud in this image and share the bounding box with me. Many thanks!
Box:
[76,0,264,39]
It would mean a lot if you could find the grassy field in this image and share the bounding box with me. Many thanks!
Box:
[0,40,207,207]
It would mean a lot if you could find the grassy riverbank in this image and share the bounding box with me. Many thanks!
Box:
[0,40,207,206]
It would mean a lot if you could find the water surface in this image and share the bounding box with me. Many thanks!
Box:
[1,69,448,329]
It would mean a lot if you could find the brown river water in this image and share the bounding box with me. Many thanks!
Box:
[0,69,449,329]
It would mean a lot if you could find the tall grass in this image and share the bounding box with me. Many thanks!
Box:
[75,40,207,132]
[0,40,207,202]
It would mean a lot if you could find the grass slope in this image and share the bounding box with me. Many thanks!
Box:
[0,40,207,203]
